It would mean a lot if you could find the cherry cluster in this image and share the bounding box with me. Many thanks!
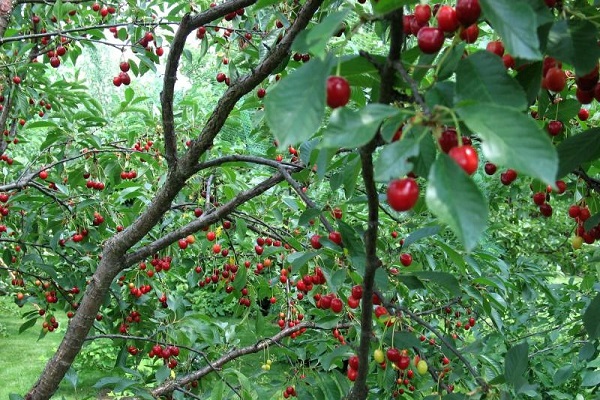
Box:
[120,169,138,180]
[90,2,117,19]
[148,344,180,369]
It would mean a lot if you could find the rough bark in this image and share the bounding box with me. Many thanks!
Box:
[346,8,404,400]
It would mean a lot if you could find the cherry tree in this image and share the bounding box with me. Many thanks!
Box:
[0,0,600,399]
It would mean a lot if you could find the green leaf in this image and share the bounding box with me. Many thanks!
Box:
[255,0,282,10]
[458,104,558,185]
[583,292,600,339]
[373,138,420,182]
[19,318,37,333]
[402,225,441,248]
[515,62,543,106]
[456,51,527,110]
[413,271,461,296]
[425,155,488,252]
[9,395,24,400]
[372,0,417,14]
[556,128,600,178]
[479,0,542,60]
[321,104,400,148]
[293,10,350,57]
[265,57,331,148]
[547,19,600,76]
[438,42,466,81]
[505,342,529,386]
[553,365,573,386]
[581,369,600,387]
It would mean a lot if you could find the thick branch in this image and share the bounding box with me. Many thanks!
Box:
[160,0,257,167]
[151,321,353,397]
[124,172,285,266]
[347,8,404,400]
[179,0,325,173]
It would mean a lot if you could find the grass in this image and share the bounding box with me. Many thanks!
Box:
[0,296,105,399]
[0,296,294,399]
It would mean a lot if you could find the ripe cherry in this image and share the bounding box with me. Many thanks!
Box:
[539,203,552,217]
[351,285,363,299]
[436,5,459,32]
[448,145,478,175]
[400,253,412,267]
[486,41,505,57]
[414,4,431,24]
[417,27,444,54]
[500,169,517,185]
[39,170,48,179]
[326,76,351,108]
[387,178,419,212]
[438,128,458,153]
[459,24,479,43]
[532,192,546,206]
[544,67,566,92]
[310,234,322,249]
[578,108,590,121]
[330,298,343,313]
[547,120,563,136]
[455,0,481,26]
[257,88,266,98]
[328,231,342,245]
[484,162,497,175]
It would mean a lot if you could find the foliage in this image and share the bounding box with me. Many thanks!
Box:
[0,0,600,399]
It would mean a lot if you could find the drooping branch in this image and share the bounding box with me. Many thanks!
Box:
[278,164,335,233]
[123,172,286,266]
[400,305,490,393]
[160,0,258,167]
[151,321,353,398]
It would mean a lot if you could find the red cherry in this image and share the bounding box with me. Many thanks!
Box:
[206,231,216,241]
[330,298,343,313]
[455,0,481,26]
[310,234,322,249]
[39,170,48,179]
[417,27,444,54]
[120,61,130,72]
[386,348,401,362]
[387,178,419,212]
[459,24,479,43]
[178,239,188,249]
[555,180,567,194]
[49,56,61,68]
[257,88,266,98]
[568,205,580,218]
[436,5,459,32]
[547,120,563,136]
[414,4,431,24]
[349,355,359,370]
[326,76,351,108]
[113,76,122,87]
[539,203,552,217]
[216,72,226,83]
[448,145,478,175]
[500,169,517,185]
[347,368,357,381]
[351,285,363,299]
[438,128,459,153]
[576,88,595,104]
[484,162,497,175]
[328,231,342,245]
[400,253,412,267]
[486,41,505,57]
[544,67,566,92]
[502,54,515,69]
[13,76,21,85]
[578,108,590,121]
[532,192,546,206]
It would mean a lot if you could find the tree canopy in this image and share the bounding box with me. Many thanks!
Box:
[1,0,600,399]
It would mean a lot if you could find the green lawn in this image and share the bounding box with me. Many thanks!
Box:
[0,297,105,400]
[0,297,291,399]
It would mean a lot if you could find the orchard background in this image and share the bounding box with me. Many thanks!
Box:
[0,0,600,398]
